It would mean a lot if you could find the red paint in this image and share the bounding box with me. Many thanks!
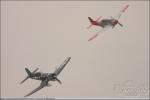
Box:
[121,5,129,12]
[112,20,118,26]
[87,16,101,29]
[88,34,99,41]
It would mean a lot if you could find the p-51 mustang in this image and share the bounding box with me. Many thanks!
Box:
[87,5,130,41]
[20,57,71,97]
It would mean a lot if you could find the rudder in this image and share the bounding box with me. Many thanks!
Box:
[88,17,99,25]
[25,68,32,76]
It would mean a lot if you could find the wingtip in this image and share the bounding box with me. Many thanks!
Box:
[20,81,23,84]
[24,93,31,97]
[24,94,28,97]
[67,57,71,60]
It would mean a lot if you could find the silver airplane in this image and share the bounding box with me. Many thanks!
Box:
[87,5,129,41]
[20,57,71,97]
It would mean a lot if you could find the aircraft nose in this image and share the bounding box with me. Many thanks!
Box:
[112,20,118,25]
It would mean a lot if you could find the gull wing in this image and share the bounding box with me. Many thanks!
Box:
[24,79,49,97]
[54,57,71,76]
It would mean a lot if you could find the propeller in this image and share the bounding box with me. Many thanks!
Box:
[47,73,61,84]
[110,16,123,27]
[117,22,123,27]
[55,77,62,84]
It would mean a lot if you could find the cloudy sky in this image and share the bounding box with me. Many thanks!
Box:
[1,1,149,98]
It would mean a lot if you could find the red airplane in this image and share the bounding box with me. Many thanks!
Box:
[87,5,129,41]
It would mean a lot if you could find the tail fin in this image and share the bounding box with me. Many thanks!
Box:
[25,68,32,76]
[88,17,99,25]
[20,68,39,84]
[118,22,123,27]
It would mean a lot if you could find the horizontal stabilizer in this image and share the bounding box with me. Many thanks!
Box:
[20,76,29,84]
[20,68,39,84]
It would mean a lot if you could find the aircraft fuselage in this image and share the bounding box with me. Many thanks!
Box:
[30,72,56,81]
[98,19,118,28]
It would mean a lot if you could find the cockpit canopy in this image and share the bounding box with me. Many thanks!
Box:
[34,72,42,76]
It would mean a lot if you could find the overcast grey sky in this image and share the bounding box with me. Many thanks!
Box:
[1,1,149,98]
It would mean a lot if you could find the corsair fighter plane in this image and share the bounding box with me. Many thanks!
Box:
[20,57,71,97]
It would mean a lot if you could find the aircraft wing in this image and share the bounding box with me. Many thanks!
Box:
[115,4,129,20]
[54,57,71,76]
[88,33,99,41]
[24,79,49,97]
[88,26,111,41]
